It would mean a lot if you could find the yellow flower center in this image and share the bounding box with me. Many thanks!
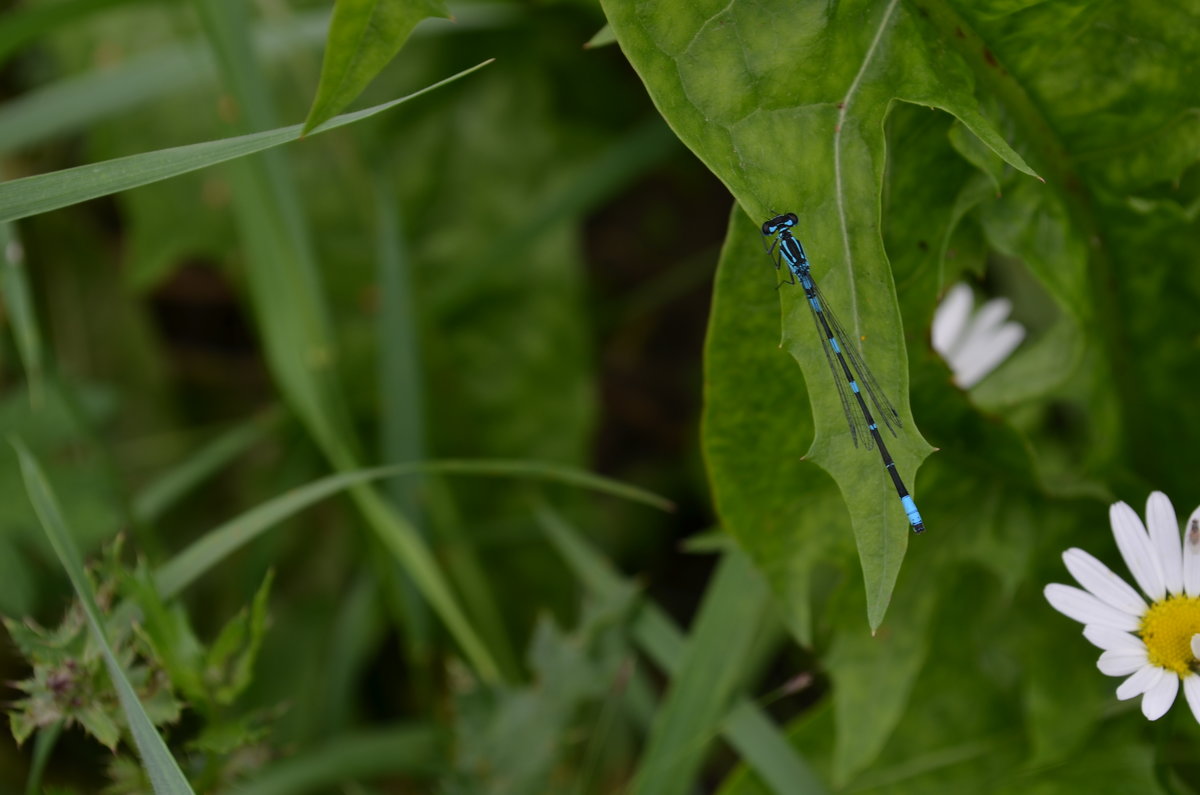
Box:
[1139,595,1200,675]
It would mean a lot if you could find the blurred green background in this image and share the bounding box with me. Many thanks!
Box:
[3,0,1200,792]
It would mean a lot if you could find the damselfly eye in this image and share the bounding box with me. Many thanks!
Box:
[761,213,795,235]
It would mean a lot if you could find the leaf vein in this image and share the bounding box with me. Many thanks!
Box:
[833,0,899,344]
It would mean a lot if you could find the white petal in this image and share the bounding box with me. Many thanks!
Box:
[1110,501,1167,600]
[1116,664,1162,701]
[1083,624,1146,653]
[1184,506,1200,597]
[1142,673,1180,720]
[959,297,1015,352]
[932,283,972,358]
[1183,676,1200,725]
[1044,584,1141,631]
[953,322,1025,388]
[1192,635,1200,659]
[1147,492,1183,595]
[1063,548,1147,616]
[1098,647,1149,676]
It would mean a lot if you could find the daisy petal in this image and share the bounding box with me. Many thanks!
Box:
[1083,625,1145,653]
[1183,676,1200,725]
[1110,501,1167,600]
[1146,492,1183,595]
[1184,507,1200,598]
[1063,548,1148,616]
[1044,584,1141,631]
[1116,664,1162,701]
[960,321,1027,386]
[953,322,1025,388]
[932,284,972,358]
[959,298,1015,354]
[1098,648,1149,676]
[1142,673,1180,720]
[1192,635,1200,659]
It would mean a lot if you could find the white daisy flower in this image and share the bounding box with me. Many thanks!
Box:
[931,283,1025,388]
[1044,491,1200,722]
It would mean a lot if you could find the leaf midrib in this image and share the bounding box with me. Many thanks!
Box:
[833,0,901,346]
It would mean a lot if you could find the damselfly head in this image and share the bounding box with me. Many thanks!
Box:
[761,212,799,236]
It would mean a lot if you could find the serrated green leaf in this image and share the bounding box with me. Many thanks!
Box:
[9,710,37,747]
[584,24,616,49]
[188,713,268,755]
[0,61,492,224]
[701,210,902,630]
[13,439,195,794]
[215,569,273,705]
[452,586,637,793]
[948,120,1006,196]
[302,0,452,133]
[120,567,206,705]
[76,704,121,752]
[601,0,1043,624]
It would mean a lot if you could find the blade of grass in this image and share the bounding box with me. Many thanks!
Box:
[22,720,61,795]
[131,408,282,524]
[12,438,194,795]
[0,4,515,156]
[373,175,524,681]
[0,60,493,223]
[235,724,444,795]
[154,459,671,599]
[536,506,826,795]
[721,700,828,795]
[419,460,672,510]
[374,178,426,520]
[0,223,43,406]
[629,548,773,795]
[194,0,501,682]
[373,175,433,675]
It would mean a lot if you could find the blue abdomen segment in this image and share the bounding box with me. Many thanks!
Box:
[901,495,925,533]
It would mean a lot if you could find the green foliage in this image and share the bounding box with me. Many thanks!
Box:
[5,525,277,791]
[302,0,452,132]
[4,0,1200,792]
[449,586,639,793]
[13,441,194,793]
[5,546,180,752]
[600,0,1038,624]
[0,61,491,223]
[630,548,773,795]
